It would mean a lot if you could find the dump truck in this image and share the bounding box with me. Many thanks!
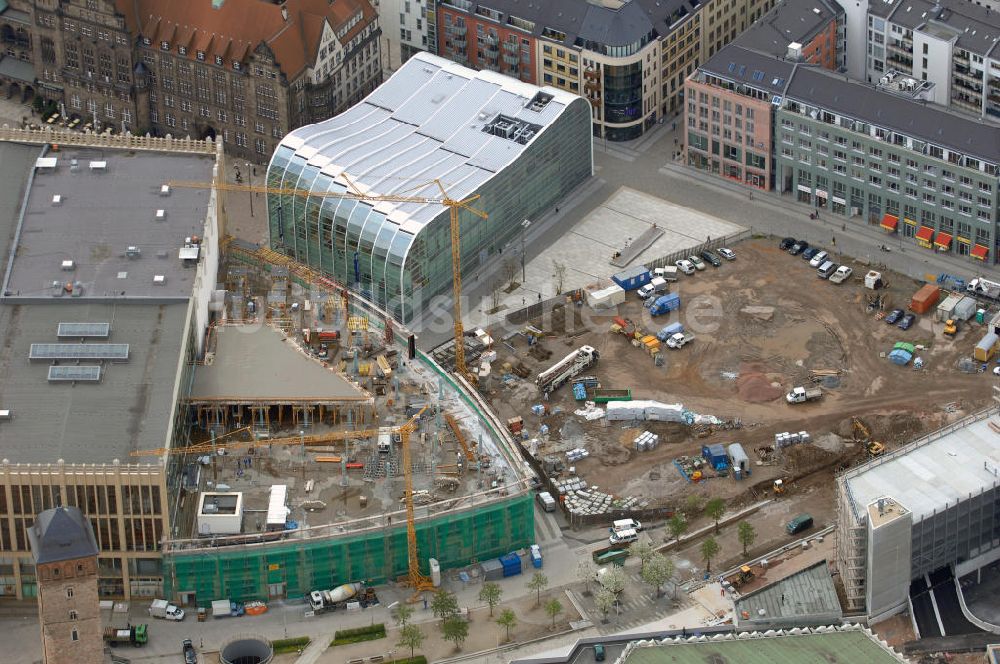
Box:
[148,598,185,621]
[786,386,822,404]
[103,624,148,647]
[308,582,362,614]
[968,277,1000,301]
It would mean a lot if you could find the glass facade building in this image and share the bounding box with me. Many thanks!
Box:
[265,52,593,322]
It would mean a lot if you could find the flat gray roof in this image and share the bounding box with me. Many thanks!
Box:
[3,148,214,301]
[699,44,798,94]
[784,66,1000,164]
[842,410,1000,525]
[734,561,842,628]
[0,301,188,462]
[190,325,369,403]
[735,0,841,57]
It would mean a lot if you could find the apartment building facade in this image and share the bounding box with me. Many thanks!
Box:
[685,46,794,190]
[0,0,381,163]
[437,0,776,141]
[775,66,1000,263]
[375,0,437,72]
[683,0,843,190]
[865,0,1000,121]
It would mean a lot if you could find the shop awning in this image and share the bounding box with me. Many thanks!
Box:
[934,232,952,249]
[972,244,989,260]
[880,214,899,232]
[916,226,934,242]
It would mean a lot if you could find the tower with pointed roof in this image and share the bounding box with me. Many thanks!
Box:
[28,506,103,664]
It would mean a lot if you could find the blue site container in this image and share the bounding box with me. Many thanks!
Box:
[499,552,522,577]
[701,443,729,471]
[573,383,587,401]
[611,265,651,291]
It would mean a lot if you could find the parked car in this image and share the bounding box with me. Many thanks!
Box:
[789,240,809,255]
[688,255,707,270]
[884,309,904,325]
[829,265,853,284]
[801,247,819,261]
[717,247,736,260]
[809,250,829,267]
[898,313,917,330]
[675,259,696,275]
[700,249,722,267]
[786,513,814,535]
[594,644,606,661]
[779,237,797,250]
[183,639,198,664]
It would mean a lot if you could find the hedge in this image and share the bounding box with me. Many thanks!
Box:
[330,623,386,646]
[394,658,427,664]
[271,636,310,654]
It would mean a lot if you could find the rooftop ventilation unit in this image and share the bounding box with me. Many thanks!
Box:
[89,160,107,172]
[526,92,553,111]
[155,209,166,221]
[61,260,75,271]
[160,184,171,196]
[125,246,141,258]
[29,343,129,361]
[57,322,110,338]
[153,274,166,285]
[48,365,102,382]
[52,194,63,206]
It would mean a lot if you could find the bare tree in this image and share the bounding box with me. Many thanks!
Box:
[503,258,518,289]
[553,260,567,295]
[490,281,502,311]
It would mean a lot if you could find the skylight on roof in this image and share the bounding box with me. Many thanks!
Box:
[753,70,765,81]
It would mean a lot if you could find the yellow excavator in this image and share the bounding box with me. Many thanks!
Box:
[853,417,884,457]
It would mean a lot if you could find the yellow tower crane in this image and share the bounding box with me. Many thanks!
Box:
[398,406,434,596]
[168,176,487,382]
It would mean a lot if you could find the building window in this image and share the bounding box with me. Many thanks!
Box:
[122,108,132,126]
[235,131,247,147]
[69,610,77,620]
[66,587,73,598]
[255,138,266,154]
[255,120,265,133]
[71,629,78,642]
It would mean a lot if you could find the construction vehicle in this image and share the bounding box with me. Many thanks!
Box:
[168,176,486,384]
[968,277,1000,301]
[664,332,695,349]
[772,479,786,495]
[535,345,599,395]
[852,417,885,458]
[103,624,148,647]
[308,583,362,613]
[944,319,958,336]
[785,386,823,404]
[131,426,384,458]
[726,565,755,590]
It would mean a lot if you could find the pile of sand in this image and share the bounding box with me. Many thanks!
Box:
[736,373,783,403]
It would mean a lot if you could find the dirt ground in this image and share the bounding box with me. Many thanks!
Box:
[484,238,993,521]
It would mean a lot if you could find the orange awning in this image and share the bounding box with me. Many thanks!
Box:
[934,232,952,249]
[880,214,899,231]
[972,244,989,260]
[915,226,934,242]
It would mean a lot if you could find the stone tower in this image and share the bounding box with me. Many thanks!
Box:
[28,506,103,664]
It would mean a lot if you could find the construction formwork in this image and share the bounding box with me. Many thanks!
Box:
[163,491,533,604]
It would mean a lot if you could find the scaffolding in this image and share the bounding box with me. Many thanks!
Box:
[163,491,533,604]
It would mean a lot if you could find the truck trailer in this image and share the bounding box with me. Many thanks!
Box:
[103,624,148,647]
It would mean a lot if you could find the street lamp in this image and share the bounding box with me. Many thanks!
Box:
[520,219,531,284]
[246,162,254,218]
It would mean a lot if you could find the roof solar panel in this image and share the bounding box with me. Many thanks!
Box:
[47,366,102,382]
[29,343,129,361]
[57,322,110,338]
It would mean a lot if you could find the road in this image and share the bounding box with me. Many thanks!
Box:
[413,118,1000,348]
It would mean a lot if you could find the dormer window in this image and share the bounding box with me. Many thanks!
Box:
[142,37,151,46]
[160,40,169,51]
[214,55,223,65]
[178,45,187,55]
[233,61,241,70]
[197,50,205,61]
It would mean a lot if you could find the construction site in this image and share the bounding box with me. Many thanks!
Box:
[474,238,994,548]
[150,240,533,605]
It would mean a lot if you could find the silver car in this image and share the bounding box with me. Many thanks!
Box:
[688,255,707,270]
[717,247,736,260]
[674,259,696,274]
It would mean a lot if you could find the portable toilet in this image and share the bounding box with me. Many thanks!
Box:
[530,544,543,569]
[727,443,751,479]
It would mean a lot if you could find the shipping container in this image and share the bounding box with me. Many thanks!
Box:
[611,266,651,291]
[936,292,964,322]
[499,552,522,577]
[975,332,999,362]
[480,559,504,582]
[910,284,941,314]
[701,444,729,470]
[727,443,751,477]
[954,296,978,322]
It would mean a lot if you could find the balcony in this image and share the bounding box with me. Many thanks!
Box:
[502,52,519,66]
[886,41,911,56]
[886,53,913,70]
[452,37,467,48]
[950,94,981,114]
[502,41,519,54]
[446,24,467,37]
[584,68,600,80]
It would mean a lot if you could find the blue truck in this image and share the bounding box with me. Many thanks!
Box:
[656,322,684,341]
[611,265,651,291]
[649,293,681,316]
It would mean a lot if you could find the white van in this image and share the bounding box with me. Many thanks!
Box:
[609,528,638,545]
[612,518,643,533]
[817,260,837,279]
[637,277,668,300]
